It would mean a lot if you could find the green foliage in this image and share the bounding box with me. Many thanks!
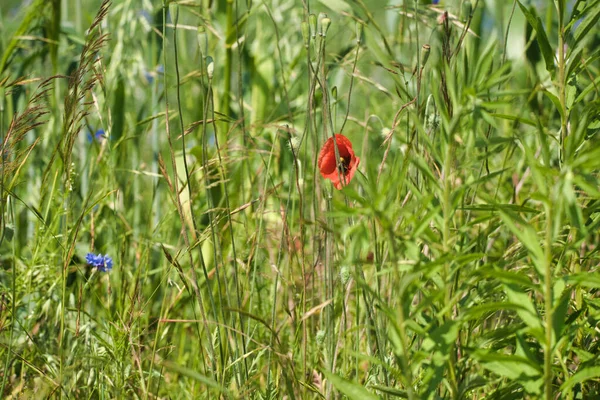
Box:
[1,0,600,399]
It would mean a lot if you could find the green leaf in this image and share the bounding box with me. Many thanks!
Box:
[573,74,600,104]
[542,89,565,121]
[563,273,600,288]
[574,175,600,198]
[571,133,600,169]
[460,203,539,214]
[472,350,542,380]
[458,375,487,399]
[477,267,539,290]
[321,369,380,400]
[517,1,555,72]
[565,76,577,110]
[498,211,546,278]
[370,385,408,398]
[552,283,570,342]
[463,302,533,321]
[504,284,542,331]
[573,3,600,48]
[111,75,126,143]
[422,320,460,352]
[555,0,566,26]
[514,335,544,394]
[490,113,536,127]
[559,171,587,236]
[560,366,600,393]
[568,46,600,78]
[160,360,231,396]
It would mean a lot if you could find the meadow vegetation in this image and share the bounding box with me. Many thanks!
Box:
[1,0,600,398]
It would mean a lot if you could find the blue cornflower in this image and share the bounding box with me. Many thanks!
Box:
[432,0,440,4]
[86,252,113,272]
[86,128,106,143]
[95,129,105,141]
[144,70,154,84]
[145,65,164,84]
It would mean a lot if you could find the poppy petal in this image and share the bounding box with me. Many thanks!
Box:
[318,134,359,189]
[318,146,337,175]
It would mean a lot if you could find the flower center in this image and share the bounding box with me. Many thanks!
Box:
[338,156,351,174]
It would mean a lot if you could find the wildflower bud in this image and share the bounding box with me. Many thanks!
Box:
[356,22,363,45]
[309,14,317,39]
[421,44,431,67]
[197,26,208,57]
[332,86,338,101]
[206,56,214,80]
[437,11,448,25]
[320,16,331,37]
[301,21,310,48]
[318,13,327,24]
[462,0,472,21]
[425,95,439,131]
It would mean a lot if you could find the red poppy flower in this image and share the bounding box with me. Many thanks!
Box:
[318,134,360,190]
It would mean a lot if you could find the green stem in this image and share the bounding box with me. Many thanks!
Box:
[544,202,554,399]
[545,6,565,397]
[219,0,233,143]
[557,17,567,165]
[443,134,459,399]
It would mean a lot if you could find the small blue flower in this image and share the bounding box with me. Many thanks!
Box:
[432,0,440,4]
[144,70,154,84]
[103,255,113,271]
[86,252,113,272]
[85,252,102,265]
[145,65,164,84]
[86,128,106,143]
[95,129,105,141]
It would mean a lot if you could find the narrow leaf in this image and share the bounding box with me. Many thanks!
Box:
[518,1,555,72]
[560,366,600,393]
[322,369,380,400]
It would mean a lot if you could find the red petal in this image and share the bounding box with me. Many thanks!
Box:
[318,134,359,189]
[318,139,337,175]
[343,155,360,187]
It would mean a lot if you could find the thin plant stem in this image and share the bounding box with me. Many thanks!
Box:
[544,202,554,400]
